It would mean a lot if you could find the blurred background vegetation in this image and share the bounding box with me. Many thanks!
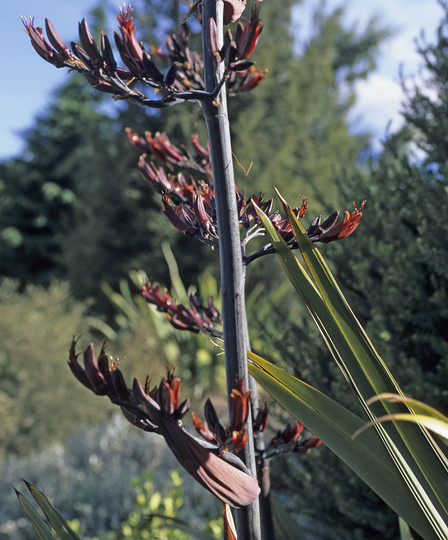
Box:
[1,0,447,538]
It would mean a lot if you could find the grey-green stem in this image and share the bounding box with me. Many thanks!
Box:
[200,1,261,538]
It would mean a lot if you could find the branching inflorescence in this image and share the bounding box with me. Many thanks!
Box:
[68,339,260,507]
[69,338,320,508]
[23,2,365,335]
[126,126,366,261]
[22,4,265,108]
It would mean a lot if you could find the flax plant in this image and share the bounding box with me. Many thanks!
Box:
[18,2,389,538]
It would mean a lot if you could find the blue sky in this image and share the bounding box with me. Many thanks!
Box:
[0,0,444,160]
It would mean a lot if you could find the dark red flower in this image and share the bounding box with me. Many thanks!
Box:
[230,379,251,432]
[68,338,125,398]
[265,421,322,458]
[237,66,267,92]
[253,402,268,433]
[235,6,263,59]
[193,381,251,453]
[192,412,216,442]
[308,201,366,243]
[115,6,144,66]
[22,17,81,69]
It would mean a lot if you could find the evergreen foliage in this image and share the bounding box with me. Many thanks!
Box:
[0,279,107,458]
[0,415,221,539]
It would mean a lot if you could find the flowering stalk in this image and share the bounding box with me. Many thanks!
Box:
[201,1,260,538]
[22,5,342,538]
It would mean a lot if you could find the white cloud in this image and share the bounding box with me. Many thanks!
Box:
[292,0,444,146]
[350,73,404,135]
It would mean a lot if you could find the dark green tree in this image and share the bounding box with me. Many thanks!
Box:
[0,0,214,309]
[231,2,389,209]
[0,79,109,286]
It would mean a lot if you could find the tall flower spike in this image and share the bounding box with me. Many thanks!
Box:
[69,342,260,507]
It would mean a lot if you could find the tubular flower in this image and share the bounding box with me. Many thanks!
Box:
[193,381,251,453]
[68,341,260,507]
[230,379,251,432]
[236,66,267,93]
[311,201,366,243]
[252,402,268,434]
[68,339,120,397]
[114,5,145,73]
[22,17,84,69]
[141,282,223,338]
[235,6,263,59]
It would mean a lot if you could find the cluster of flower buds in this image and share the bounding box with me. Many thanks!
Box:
[264,421,322,458]
[192,380,251,453]
[192,387,321,461]
[245,199,367,263]
[68,340,260,507]
[139,162,198,204]
[22,8,185,107]
[141,282,223,338]
[208,6,266,94]
[126,128,211,178]
[126,127,366,255]
[162,185,221,244]
[23,5,266,109]
[154,24,205,93]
